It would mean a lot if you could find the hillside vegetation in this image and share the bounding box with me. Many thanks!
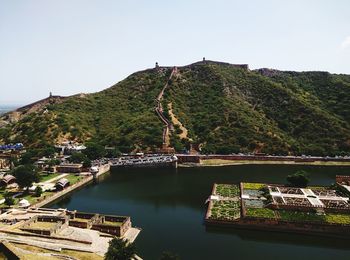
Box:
[1,61,350,155]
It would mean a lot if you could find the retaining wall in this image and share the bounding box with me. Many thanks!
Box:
[205,216,350,237]
[177,154,350,164]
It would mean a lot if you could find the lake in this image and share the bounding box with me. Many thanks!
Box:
[0,105,19,115]
[50,165,350,259]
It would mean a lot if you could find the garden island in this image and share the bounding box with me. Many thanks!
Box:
[205,174,350,237]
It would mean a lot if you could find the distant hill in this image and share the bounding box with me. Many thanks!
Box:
[1,60,350,156]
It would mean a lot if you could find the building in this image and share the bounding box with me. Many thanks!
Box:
[18,199,30,208]
[0,143,24,151]
[90,166,99,175]
[55,141,86,155]
[56,164,83,173]
[55,178,70,190]
[0,174,16,187]
[0,158,10,171]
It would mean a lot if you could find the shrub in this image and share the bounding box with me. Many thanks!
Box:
[34,186,43,197]
[286,170,310,187]
[4,192,14,206]
[105,237,137,260]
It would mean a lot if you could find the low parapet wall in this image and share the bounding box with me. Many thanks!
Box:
[20,215,68,236]
[176,155,200,163]
[92,216,131,237]
[65,211,131,237]
[68,212,99,229]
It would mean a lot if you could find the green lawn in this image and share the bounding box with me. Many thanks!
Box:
[29,221,57,229]
[16,193,40,205]
[64,174,83,185]
[279,210,325,222]
[14,190,54,206]
[39,172,60,182]
[245,208,275,218]
[215,184,240,197]
[0,190,5,200]
[0,174,85,208]
[243,183,265,190]
[103,221,123,227]
[72,218,91,223]
[244,208,350,226]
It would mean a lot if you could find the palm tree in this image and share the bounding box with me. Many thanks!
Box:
[105,237,137,260]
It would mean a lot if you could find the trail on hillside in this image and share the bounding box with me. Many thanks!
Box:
[167,102,189,140]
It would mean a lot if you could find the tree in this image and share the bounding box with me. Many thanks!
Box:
[12,164,40,191]
[105,148,121,158]
[286,170,310,187]
[105,237,137,260]
[259,186,272,203]
[83,142,106,160]
[34,186,43,197]
[82,158,92,168]
[19,150,37,165]
[47,159,61,167]
[42,145,56,157]
[4,191,14,206]
[68,152,88,164]
[69,153,91,168]
[159,251,180,260]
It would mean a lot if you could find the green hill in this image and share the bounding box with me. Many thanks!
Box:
[1,60,350,156]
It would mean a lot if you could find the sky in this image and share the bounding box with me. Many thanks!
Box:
[0,0,350,105]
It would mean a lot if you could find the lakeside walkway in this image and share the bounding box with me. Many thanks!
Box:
[41,173,68,184]
[199,159,350,167]
[176,154,350,167]
[32,163,110,208]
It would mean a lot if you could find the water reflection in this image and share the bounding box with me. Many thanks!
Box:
[205,226,350,250]
[50,164,350,259]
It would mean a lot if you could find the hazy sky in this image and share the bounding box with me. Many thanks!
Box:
[1,0,350,105]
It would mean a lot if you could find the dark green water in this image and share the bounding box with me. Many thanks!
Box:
[51,165,350,259]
